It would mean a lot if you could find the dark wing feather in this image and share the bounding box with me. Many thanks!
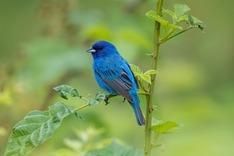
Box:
[95,67,134,103]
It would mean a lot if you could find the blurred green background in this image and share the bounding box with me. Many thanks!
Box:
[0,0,233,155]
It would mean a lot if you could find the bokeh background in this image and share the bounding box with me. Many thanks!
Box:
[0,0,233,155]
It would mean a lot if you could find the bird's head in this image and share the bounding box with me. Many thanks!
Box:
[87,40,118,58]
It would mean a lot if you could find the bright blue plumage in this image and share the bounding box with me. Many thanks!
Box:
[87,40,145,126]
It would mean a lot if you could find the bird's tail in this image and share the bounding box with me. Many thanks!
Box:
[132,104,145,126]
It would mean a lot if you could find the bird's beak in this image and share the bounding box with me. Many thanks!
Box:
[87,48,96,53]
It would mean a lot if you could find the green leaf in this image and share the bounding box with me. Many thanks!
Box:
[144,69,157,76]
[86,141,143,156]
[87,99,99,105]
[146,10,182,30]
[4,103,75,156]
[88,93,106,105]
[130,64,157,84]
[130,64,143,77]
[140,74,151,84]
[177,14,203,25]
[130,64,156,93]
[138,89,149,95]
[151,121,180,135]
[162,8,175,19]
[188,14,194,25]
[173,4,190,19]
[139,69,157,85]
[176,14,186,22]
[53,85,79,100]
[94,93,106,103]
[191,16,203,25]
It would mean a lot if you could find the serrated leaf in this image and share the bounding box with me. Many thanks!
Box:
[87,99,99,105]
[173,4,191,19]
[162,8,175,18]
[53,85,79,100]
[4,103,75,156]
[151,121,180,135]
[146,10,182,30]
[137,70,157,85]
[130,64,143,76]
[130,64,156,86]
[86,141,143,156]
[88,93,106,105]
[94,93,106,103]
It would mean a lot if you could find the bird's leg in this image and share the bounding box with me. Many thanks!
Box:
[104,94,117,105]
[122,98,126,102]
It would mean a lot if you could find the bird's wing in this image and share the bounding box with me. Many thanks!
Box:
[95,64,136,103]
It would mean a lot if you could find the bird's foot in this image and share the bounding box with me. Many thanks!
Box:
[104,94,117,105]
[122,98,126,102]
[104,96,110,105]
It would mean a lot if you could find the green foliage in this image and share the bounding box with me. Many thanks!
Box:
[2,1,207,156]
[4,84,108,156]
[130,64,157,94]
[173,4,191,20]
[152,121,180,135]
[4,103,75,156]
[87,93,106,105]
[146,4,204,44]
[86,141,143,156]
[146,10,183,30]
[144,2,205,156]
[53,85,80,100]
[54,85,106,106]
[50,127,111,156]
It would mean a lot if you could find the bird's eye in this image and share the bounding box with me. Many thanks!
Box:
[97,46,103,50]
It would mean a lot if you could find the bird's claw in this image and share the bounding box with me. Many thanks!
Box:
[104,96,110,105]
[104,94,117,105]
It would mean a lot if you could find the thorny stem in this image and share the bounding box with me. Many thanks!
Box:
[144,0,163,156]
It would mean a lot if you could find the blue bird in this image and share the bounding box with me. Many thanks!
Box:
[87,40,145,126]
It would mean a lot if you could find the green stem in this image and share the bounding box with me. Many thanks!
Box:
[73,103,89,111]
[160,28,175,44]
[159,26,196,44]
[144,0,163,156]
[79,95,89,101]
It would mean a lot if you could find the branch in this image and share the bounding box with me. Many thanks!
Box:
[144,0,164,156]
